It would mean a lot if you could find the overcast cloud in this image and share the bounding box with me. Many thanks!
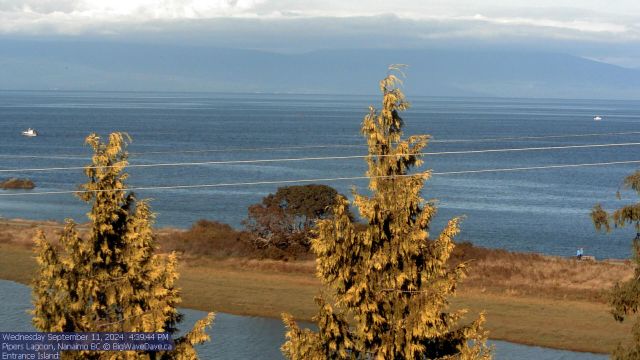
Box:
[0,0,639,67]
[1,0,638,38]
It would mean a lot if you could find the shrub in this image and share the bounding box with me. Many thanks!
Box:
[160,220,255,258]
[243,184,351,253]
[0,178,35,189]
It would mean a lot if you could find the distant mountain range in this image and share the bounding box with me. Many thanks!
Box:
[1,40,639,99]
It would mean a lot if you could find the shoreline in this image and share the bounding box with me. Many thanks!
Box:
[0,277,609,357]
[1,216,629,262]
[0,218,634,354]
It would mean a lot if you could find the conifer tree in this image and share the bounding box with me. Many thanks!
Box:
[32,132,214,360]
[592,171,640,359]
[282,68,490,359]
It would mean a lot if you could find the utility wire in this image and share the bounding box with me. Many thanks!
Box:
[1,142,640,173]
[2,159,640,197]
[0,155,91,160]
[2,131,640,159]
[430,131,640,143]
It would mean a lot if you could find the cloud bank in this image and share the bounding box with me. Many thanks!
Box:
[0,0,638,42]
[0,1,639,68]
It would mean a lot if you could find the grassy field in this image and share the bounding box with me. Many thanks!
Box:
[0,219,635,354]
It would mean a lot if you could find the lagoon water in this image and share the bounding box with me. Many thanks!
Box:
[1,91,640,258]
[0,280,606,359]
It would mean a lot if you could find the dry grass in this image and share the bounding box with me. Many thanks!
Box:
[158,220,256,258]
[0,243,37,284]
[182,255,315,274]
[0,218,636,353]
[1,219,633,303]
[452,291,631,354]
[0,242,630,354]
[0,218,74,247]
[453,242,634,302]
[177,261,319,320]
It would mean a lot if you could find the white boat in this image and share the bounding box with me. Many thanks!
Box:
[593,115,602,121]
[21,128,38,137]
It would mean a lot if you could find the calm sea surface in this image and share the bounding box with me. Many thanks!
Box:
[1,91,640,258]
[0,280,607,359]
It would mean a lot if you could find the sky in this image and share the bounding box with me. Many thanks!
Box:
[1,0,640,68]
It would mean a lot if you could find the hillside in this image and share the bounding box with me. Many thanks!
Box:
[1,41,639,99]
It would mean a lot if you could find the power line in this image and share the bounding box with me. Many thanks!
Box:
[424,142,640,155]
[0,155,90,160]
[430,131,640,143]
[1,141,640,173]
[2,131,640,159]
[2,159,639,197]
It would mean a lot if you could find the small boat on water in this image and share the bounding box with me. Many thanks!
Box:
[593,115,603,121]
[21,128,38,137]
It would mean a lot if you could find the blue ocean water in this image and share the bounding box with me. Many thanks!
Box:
[1,90,640,259]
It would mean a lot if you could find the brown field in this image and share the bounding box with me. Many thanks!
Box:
[0,219,635,354]
[453,242,633,303]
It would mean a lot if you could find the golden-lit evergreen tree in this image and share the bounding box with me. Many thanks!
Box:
[281,68,491,359]
[32,132,214,360]
[592,171,640,359]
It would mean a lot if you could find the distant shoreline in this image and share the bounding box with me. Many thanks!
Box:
[3,88,640,103]
[0,216,629,262]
